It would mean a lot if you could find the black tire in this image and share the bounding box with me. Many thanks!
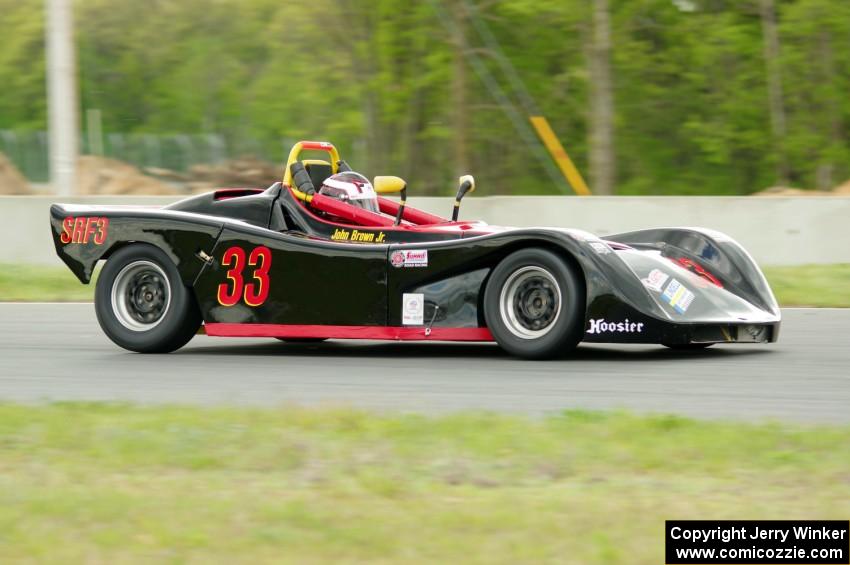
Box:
[663,343,714,350]
[483,248,584,359]
[95,243,202,353]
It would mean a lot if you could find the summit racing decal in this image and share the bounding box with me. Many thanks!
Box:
[586,318,644,334]
[60,216,109,245]
[390,249,428,268]
[331,228,386,243]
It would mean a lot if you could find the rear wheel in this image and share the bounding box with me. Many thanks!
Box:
[95,244,201,353]
[483,248,584,359]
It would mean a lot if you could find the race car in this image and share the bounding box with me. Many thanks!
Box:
[49,141,780,359]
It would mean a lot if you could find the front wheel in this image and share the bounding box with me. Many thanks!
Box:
[483,248,585,359]
[95,244,201,353]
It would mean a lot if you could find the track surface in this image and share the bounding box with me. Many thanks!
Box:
[0,304,847,423]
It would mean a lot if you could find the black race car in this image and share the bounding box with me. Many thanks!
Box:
[50,141,780,359]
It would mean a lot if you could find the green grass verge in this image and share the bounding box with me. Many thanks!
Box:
[0,405,847,563]
[762,264,850,307]
[1,262,848,306]
[0,263,95,302]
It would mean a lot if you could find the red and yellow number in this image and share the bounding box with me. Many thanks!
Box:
[216,245,272,307]
[244,246,272,306]
[217,246,246,306]
[60,216,109,245]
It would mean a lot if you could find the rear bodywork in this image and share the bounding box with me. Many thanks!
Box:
[50,183,780,347]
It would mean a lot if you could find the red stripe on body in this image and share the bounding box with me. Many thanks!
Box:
[204,323,494,341]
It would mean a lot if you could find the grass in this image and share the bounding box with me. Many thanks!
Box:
[1,262,848,306]
[0,404,847,563]
[0,263,95,301]
[762,264,850,307]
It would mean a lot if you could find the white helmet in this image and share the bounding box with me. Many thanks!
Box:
[318,172,379,213]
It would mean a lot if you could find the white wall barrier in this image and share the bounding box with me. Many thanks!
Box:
[2,195,848,266]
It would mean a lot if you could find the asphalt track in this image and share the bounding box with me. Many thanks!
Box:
[0,304,847,423]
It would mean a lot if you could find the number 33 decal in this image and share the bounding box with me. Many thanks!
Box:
[217,246,272,307]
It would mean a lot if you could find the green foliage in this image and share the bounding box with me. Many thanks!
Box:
[1,0,848,194]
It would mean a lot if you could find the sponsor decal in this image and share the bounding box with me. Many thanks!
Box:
[642,268,669,292]
[586,318,644,334]
[60,216,109,245]
[330,228,386,243]
[662,278,696,314]
[390,249,428,268]
[402,293,424,325]
[589,241,611,254]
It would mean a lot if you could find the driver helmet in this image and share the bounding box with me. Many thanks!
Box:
[318,172,379,213]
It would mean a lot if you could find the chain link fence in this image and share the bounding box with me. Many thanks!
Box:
[0,130,290,182]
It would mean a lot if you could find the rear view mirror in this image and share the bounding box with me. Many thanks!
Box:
[373,176,407,226]
[373,176,406,194]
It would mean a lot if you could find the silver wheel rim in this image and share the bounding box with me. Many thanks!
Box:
[110,260,171,332]
[499,266,562,339]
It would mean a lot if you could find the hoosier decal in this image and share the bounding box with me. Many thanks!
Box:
[586,318,644,334]
[60,216,109,245]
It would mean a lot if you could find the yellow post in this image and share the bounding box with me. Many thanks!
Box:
[529,116,592,196]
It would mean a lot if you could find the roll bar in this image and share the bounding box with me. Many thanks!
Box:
[282,141,341,203]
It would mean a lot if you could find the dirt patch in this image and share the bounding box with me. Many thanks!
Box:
[755,180,850,197]
[77,156,177,195]
[0,152,32,195]
[833,179,850,195]
[753,186,832,196]
[189,156,279,188]
[144,157,279,194]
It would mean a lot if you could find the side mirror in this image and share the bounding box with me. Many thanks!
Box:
[373,176,407,226]
[452,175,476,221]
[373,176,406,194]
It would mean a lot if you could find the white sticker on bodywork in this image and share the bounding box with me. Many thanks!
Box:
[662,278,696,314]
[589,241,611,254]
[402,293,424,325]
[642,269,669,292]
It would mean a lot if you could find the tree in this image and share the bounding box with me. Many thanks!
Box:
[759,0,789,185]
[588,0,614,195]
